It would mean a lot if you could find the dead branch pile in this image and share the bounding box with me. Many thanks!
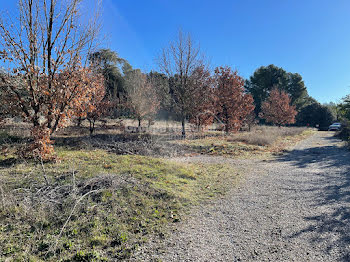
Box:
[89,135,189,157]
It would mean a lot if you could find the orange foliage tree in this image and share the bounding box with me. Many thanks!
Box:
[73,71,107,135]
[259,88,297,126]
[215,67,255,133]
[0,0,102,160]
[188,66,216,131]
[86,99,111,135]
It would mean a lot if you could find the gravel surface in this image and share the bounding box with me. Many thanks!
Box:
[132,132,350,261]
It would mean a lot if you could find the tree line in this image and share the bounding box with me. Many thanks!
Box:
[70,34,300,136]
[0,0,334,160]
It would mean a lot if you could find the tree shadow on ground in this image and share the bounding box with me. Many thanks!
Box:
[274,134,350,260]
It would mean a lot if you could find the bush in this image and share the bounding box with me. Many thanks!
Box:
[335,125,350,141]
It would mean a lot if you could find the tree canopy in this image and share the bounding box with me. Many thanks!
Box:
[89,49,128,101]
[246,64,308,115]
[215,67,255,132]
[296,102,334,128]
[259,88,297,126]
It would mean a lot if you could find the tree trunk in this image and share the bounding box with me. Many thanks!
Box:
[225,122,229,134]
[223,105,229,134]
[136,118,142,133]
[32,117,40,128]
[77,117,83,127]
[89,119,95,135]
[181,117,186,138]
[165,115,169,132]
[138,118,142,129]
[138,118,141,127]
[47,117,52,129]
[50,115,62,134]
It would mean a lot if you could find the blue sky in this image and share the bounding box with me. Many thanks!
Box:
[2,0,350,103]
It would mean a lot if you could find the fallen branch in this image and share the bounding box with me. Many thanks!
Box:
[0,184,5,210]
[49,189,99,254]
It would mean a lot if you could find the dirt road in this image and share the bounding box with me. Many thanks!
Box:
[135,132,350,261]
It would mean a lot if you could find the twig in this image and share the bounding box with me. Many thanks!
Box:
[39,156,49,186]
[72,169,77,197]
[49,189,99,254]
[0,185,5,210]
[42,198,62,205]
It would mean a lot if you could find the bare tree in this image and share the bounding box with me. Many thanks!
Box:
[0,0,102,158]
[124,69,160,128]
[158,30,205,137]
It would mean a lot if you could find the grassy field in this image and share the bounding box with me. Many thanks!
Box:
[0,132,239,261]
[0,121,314,261]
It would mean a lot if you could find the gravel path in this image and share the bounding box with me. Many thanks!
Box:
[134,132,350,261]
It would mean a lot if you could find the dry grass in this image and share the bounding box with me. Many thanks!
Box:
[172,126,314,157]
[228,126,308,146]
